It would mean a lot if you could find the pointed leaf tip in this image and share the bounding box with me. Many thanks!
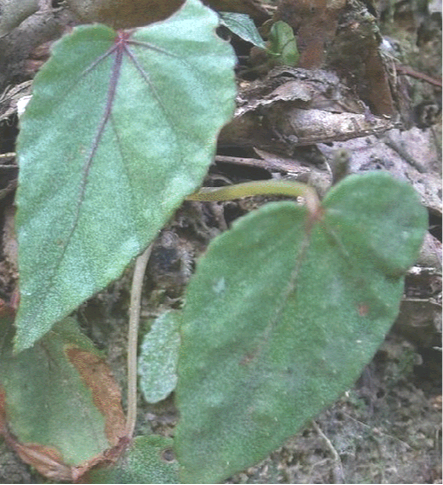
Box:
[15,0,236,350]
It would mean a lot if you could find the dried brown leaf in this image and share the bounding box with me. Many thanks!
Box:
[65,0,186,29]
[12,442,73,482]
[66,0,269,29]
[65,348,126,446]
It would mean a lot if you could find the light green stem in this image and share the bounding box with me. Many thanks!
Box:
[187,180,321,215]
[125,244,152,438]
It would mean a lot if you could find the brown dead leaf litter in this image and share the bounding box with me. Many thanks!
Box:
[0,0,441,483]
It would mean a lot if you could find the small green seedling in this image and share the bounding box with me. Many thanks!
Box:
[220,13,299,67]
[267,20,300,66]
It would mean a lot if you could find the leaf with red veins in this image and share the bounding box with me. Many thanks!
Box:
[15,0,236,351]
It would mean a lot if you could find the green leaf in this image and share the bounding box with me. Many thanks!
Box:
[89,435,179,483]
[0,317,125,469]
[138,311,181,404]
[15,0,236,351]
[219,12,266,48]
[174,172,427,483]
[268,20,299,66]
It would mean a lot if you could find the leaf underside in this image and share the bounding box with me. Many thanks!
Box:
[15,0,235,351]
[174,172,427,483]
[138,311,181,403]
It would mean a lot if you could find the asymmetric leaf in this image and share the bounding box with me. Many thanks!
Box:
[15,0,236,351]
[175,172,427,483]
[0,317,125,478]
